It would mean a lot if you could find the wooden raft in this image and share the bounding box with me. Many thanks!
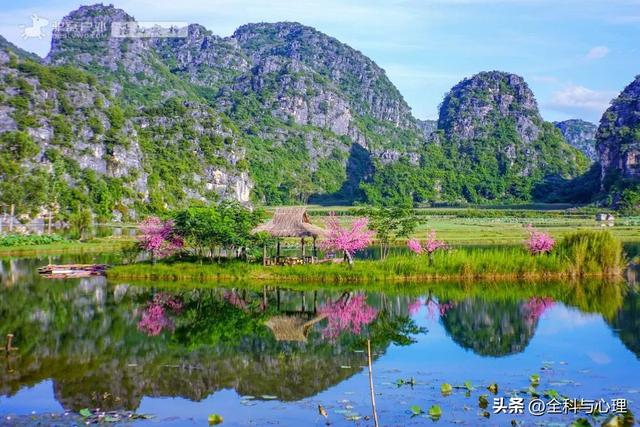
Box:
[37,264,107,279]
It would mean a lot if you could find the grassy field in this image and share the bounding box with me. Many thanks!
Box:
[296,205,640,244]
[0,237,133,257]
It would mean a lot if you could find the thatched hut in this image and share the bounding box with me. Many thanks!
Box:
[265,314,327,342]
[252,207,326,264]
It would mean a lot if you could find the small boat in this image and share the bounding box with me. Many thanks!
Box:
[38,264,107,279]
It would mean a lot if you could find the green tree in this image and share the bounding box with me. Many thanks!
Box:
[355,206,419,259]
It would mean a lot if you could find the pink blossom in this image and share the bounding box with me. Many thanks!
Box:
[522,297,554,325]
[138,217,184,261]
[407,239,422,255]
[224,290,248,310]
[319,294,377,340]
[138,304,173,336]
[424,230,447,254]
[525,225,555,255]
[408,298,422,315]
[319,213,374,265]
[425,299,454,320]
[137,293,183,336]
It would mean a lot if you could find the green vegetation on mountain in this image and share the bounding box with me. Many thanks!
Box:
[0,5,627,218]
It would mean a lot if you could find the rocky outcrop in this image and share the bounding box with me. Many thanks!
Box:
[0,43,251,220]
[438,71,542,144]
[430,71,586,202]
[596,75,640,185]
[554,119,597,162]
[43,5,424,205]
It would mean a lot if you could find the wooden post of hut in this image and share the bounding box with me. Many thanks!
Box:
[252,207,326,265]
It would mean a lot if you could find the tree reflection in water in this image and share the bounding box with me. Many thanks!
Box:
[319,293,377,340]
[0,281,424,411]
[440,297,552,357]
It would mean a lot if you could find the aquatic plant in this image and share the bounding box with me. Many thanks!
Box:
[320,213,374,266]
[524,224,555,255]
[138,216,184,263]
[556,230,624,276]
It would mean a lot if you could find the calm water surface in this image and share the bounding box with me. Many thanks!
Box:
[0,254,639,426]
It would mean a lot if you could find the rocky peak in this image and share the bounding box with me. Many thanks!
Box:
[438,71,541,143]
[554,119,597,162]
[597,75,640,184]
[232,22,415,128]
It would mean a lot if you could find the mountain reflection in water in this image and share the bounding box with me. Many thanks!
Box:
[1,255,639,425]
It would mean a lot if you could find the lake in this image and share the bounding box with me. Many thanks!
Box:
[1,253,639,426]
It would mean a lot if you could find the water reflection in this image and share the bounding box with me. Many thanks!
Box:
[608,290,640,358]
[0,255,638,422]
[440,297,553,356]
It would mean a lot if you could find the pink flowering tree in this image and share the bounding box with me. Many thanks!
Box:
[524,224,555,255]
[319,293,378,340]
[320,213,374,267]
[406,230,447,265]
[138,216,184,263]
[137,293,184,336]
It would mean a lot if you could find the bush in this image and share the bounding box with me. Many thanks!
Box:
[0,234,66,247]
[556,230,624,276]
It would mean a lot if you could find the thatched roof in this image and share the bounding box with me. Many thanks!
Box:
[265,314,327,342]
[252,207,326,238]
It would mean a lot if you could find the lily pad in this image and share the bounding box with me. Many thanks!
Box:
[529,373,540,386]
[478,394,489,409]
[208,414,223,425]
[487,383,498,394]
[428,405,442,420]
[409,405,423,416]
[463,380,473,391]
[79,409,92,418]
[441,383,453,395]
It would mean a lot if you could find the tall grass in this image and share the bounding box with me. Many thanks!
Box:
[556,230,624,276]
[109,231,625,283]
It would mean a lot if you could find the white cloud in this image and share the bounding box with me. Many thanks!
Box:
[550,84,616,112]
[585,45,610,60]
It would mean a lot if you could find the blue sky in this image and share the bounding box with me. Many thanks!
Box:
[2,0,638,123]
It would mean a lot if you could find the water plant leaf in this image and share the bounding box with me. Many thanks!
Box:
[208,414,223,425]
[409,405,423,416]
[79,409,92,418]
[543,389,560,400]
[464,380,473,391]
[529,373,540,386]
[428,405,442,420]
[479,394,489,409]
[569,418,592,427]
[441,383,453,395]
[601,410,635,427]
[104,416,119,422]
[527,386,540,397]
[487,383,498,394]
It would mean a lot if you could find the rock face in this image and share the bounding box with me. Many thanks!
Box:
[43,5,423,205]
[431,71,586,201]
[554,119,597,162]
[438,71,541,144]
[596,75,640,185]
[0,38,251,220]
